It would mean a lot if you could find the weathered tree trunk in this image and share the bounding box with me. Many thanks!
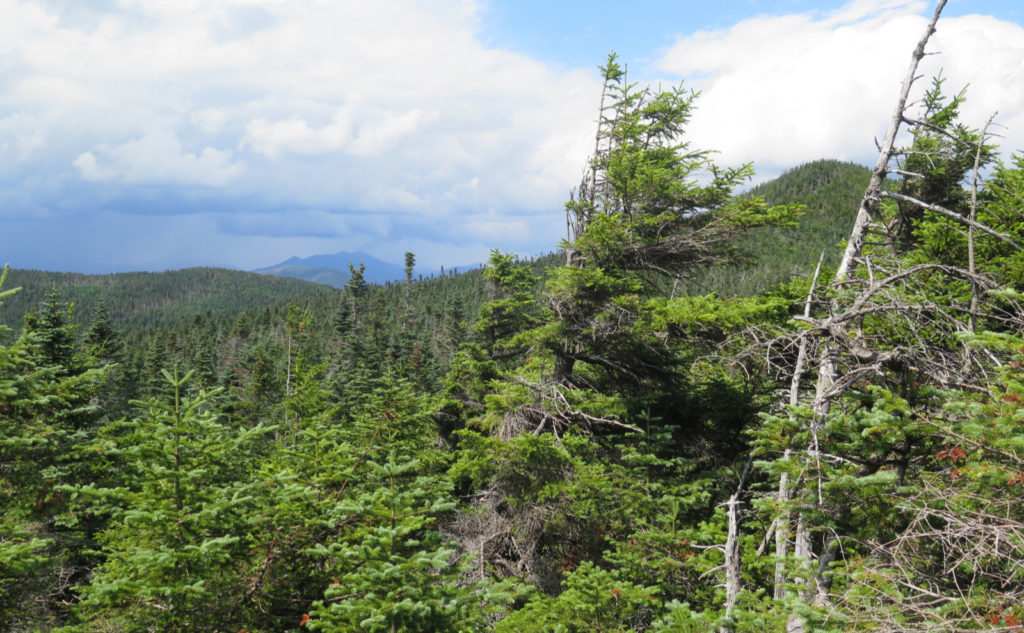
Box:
[721,458,752,633]
[785,515,814,633]
[964,114,997,370]
[810,0,948,486]
[553,350,576,386]
[773,450,792,601]
[815,534,839,605]
[776,251,825,600]
[817,0,947,418]
[721,494,741,633]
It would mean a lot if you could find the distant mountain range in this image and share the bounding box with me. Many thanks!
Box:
[253,251,448,288]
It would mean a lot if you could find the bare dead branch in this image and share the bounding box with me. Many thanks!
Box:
[880,190,1021,249]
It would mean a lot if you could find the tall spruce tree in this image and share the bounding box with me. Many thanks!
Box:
[447,53,798,605]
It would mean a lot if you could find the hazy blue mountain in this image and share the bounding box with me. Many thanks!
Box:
[253,251,444,287]
[252,264,352,289]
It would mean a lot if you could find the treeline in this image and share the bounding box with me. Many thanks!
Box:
[5,11,1024,631]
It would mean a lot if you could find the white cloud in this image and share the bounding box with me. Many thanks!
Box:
[243,111,354,158]
[656,0,1024,174]
[72,151,116,181]
[73,131,243,186]
[347,109,438,157]
[2,0,596,213]
[0,113,48,164]
[242,107,437,159]
[189,108,230,134]
[460,209,532,242]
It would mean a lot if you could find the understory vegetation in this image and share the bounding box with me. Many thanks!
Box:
[4,5,1024,631]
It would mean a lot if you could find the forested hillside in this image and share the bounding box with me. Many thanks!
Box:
[0,267,336,331]
[687,159,872,296]
[4,7,1024,632]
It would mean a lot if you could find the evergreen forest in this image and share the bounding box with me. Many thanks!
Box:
[5,5,1024,631]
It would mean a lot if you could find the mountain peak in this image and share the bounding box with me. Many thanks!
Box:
[253,251,438,288]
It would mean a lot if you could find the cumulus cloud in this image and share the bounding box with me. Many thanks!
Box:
[656,0,1024,175]
[1,0,594,196]
[242,108,437,159]
[73,132,243,186]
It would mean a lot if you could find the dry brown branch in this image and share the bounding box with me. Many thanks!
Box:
[837,477,1024,632]
[919,414,1024,467]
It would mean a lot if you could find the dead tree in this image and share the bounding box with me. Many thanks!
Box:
[774,1,1024,629]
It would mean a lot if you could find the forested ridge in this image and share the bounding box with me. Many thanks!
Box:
[5,5,1024,631]
[0,267,337,332]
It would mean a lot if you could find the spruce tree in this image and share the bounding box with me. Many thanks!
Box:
[0,275,108,627]
[68,370,265,632]
[84,299,120,361]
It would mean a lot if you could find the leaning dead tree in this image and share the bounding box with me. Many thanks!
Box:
[760,1,1024,631]
[798,0,1022,443]
[815,0,945,417]
[775,8,952,628]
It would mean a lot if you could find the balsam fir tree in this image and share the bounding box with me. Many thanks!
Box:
[0,281,108,627]
[68,370,266,632]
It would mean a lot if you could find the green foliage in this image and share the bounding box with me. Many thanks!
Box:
[0,267,334,332]
[68,370,265,632]
[649,293,790,340]
[477,250,546,366]
[0,279,109,627]
[282,381,513,632]
[818,332,1024,631]
[978,153,1024,283]
[529,53,802,443]
[309,454,508,633]
[895,75,992,254]
[0,266,53,627]
[450,431,574,499]
[495,562,661,633]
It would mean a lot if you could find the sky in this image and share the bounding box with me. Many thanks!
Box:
[1,0,1023,274]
